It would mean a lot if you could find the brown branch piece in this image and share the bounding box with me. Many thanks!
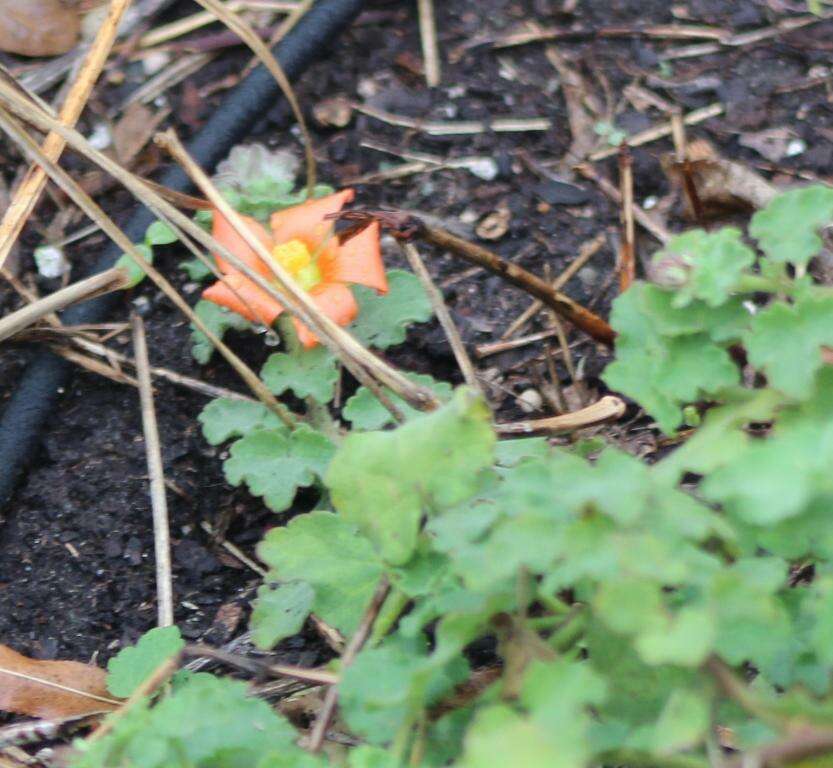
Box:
[617,144,636,292]
[348,211,615,346]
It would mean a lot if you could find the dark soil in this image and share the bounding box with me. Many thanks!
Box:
[1,0,832,663]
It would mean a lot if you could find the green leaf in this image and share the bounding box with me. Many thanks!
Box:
[653,228,755,307]
[106,626,184,697]
[604,283,739,433]
[350,270,433,349]
[198,398,288,445]
[250,580,315,650]
[145,220,178,246]
[115,243,153,289]
[651,689,710,753]
[261,346,339,403]
[224,425,335,512]
[340,636,468,745]
[257,511,383,635]
[326,388,496,564]
[342,372,453,430]
[190,299,250,364]
[750,185,833,267]
[745,294,833,399]
[74,674,300,768]
[179,258,214,281]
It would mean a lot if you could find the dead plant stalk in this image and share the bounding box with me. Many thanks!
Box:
[132,314,174,628]
[0,0,132,272]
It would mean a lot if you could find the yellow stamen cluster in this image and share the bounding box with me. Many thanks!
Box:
[272,239,312,275]
[270,238,322,291]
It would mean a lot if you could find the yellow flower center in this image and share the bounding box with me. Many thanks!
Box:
[271,239,321,291]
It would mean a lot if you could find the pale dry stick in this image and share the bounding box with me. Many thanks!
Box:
[257,0,314,58]
[500,233,606,340]
[0,105,294,426]
[353,103,552,136]
[496,395,626,436]
[477,326,565,358]
[417,0,441,87]
[158,130,439,411]
[661,10,833,61]
[51,344,140,388]
[138,1,298,47]
[577,164,672,245]
[400,242,480,392]
[0,0,132,272]
[86,656,181,744]
[119,52,212,111]
[618,144,636,292]
[132,314,175,628]
[0,668,120,709]
[588,103,724,161]
[193,0,317,195]
[308,577,392,752]
[0,268,129,343]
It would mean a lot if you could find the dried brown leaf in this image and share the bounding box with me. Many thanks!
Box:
[0,644,119,719]
[0,0,80,57]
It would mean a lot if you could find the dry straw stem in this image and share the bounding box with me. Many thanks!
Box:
[353,102,551,136]
[308,577,392,752]
[157,129,440,412]
[193,0,317,196]
[0,0,132,272]
[618,145,636,292]
[588,103,724,161]
[501,232,607,340]
[138,1,299,48]
[0,268,129,343]
[400,241,481,392]
[417,0,441,87]
[132,314,175,628]
[0,102,293,426]
[496,395,626,436]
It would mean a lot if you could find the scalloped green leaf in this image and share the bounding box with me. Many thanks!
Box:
[190,299,251,364]
[745,294,833,399]
[326,388,496,565]
[261,346,339,404]
[257,511,383,635]
[198,398,288,445]
[350,270,433,349]
[342,372,453,430]
[653,228,755,308]
[750,185,833,267]
[145,220,178,247]
[179,258,213,281]
[115,243,153,289]
[250,580,315,650]
[224,425,335,512]
[107,626,184,697]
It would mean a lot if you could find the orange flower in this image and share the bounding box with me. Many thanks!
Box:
[203,189,387,347]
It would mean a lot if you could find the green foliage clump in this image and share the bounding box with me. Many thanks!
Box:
[76,185,833,768]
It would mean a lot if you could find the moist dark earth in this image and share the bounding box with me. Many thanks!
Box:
[1,0,832,664]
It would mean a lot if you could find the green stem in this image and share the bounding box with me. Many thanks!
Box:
[736,274,785,295]
[369,587,409,647]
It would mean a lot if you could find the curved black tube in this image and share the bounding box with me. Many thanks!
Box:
[0,0,367,509]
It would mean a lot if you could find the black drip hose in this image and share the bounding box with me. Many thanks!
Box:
[0,0,367,509]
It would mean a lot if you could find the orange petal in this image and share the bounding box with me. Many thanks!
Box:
[203,273,285,326]
[320,222,388,293]
[212,211,273,276]
[294,282,358,348]
[269,189,355,248]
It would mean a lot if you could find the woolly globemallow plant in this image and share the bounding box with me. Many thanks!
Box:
[203,189,386,347]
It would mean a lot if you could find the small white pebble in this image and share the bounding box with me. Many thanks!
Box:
[786,139,806,157]
[464,157,499,181]
[459,208,479,224]
[87,123,112,150]
[34,245,69,278]
[643,195,658,210]
[447,85,466,98]
[142,50,171,76]
[518,389,543,414]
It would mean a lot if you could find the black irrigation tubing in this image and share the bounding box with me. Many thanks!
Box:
[0,0,368,510]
